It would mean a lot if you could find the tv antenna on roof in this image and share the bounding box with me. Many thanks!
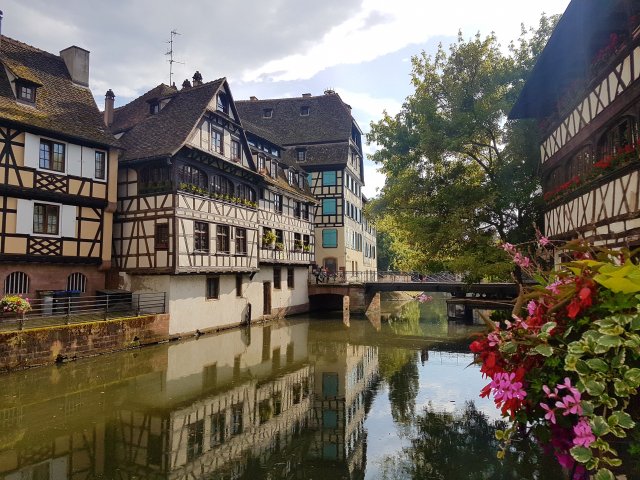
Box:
[165,29,184,86]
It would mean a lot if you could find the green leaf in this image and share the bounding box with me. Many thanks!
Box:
[575,359,591,375]
[586,358,609,373]
[581,400,594,416]
[594,468,615,480]
[624,368,640,386]
[541,321,556,334]
[609,411,635,429]
[495,429,504,440]
[584,379,605,396]
[570,446,593,463]
[534,344,553,357]
[597,335,623,348]
[611,350,625,369]
[631,314,640,331]
[591,416,610,436]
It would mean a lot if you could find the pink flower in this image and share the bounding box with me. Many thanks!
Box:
[487,332,500,347]
[546,280,563,295]
[513,252,531,268]
[540,402,557,424]
[527,300,537,316]
[573,418,595,448]
[489,372,527,403]
[539,236,550,246]
[501,242,516,254]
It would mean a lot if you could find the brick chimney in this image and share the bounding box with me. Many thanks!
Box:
[192,71,203,86]
[182,79,191,89]
[104,89,115,127]
[60,46,90,86]
[250,96,258,101]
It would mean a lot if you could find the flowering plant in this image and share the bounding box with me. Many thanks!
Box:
[0,295,32,314]
[472,239,640,479]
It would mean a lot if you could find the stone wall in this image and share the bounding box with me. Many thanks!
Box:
[0,314,170,372]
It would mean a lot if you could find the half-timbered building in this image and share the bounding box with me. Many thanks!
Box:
[511,0,640,252]
[110,73,312,334]
[0,36,118,298]
[236,92,377,278]
[243,122,316,317]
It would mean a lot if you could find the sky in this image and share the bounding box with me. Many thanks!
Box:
[2,0,570,197]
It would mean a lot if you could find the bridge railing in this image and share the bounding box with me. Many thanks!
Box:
[308,270,465,285]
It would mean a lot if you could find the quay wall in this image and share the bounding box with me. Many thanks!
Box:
[0,313,169,372]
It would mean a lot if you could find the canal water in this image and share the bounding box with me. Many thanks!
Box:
[0,295,563,479]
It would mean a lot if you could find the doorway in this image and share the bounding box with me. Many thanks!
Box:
[263,282,271,315]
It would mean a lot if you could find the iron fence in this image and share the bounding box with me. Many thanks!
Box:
[308,270,467,285]
[0,292,166,332]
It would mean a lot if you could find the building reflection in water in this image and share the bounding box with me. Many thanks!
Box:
[0,319,380,480]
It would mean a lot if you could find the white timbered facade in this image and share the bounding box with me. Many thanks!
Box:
[0,37,118,298]
[511,0,640,250]
[111,75,313,334]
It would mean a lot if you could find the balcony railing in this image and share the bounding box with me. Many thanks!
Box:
[0,292,166,332]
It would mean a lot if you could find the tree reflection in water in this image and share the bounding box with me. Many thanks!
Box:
[378,400,563,480]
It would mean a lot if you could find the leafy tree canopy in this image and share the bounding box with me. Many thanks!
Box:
[367,16,559,280]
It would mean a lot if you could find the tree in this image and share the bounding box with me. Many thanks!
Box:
[367,16,558,281]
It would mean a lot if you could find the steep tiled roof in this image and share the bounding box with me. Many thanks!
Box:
[110,83,177,134]
[115,79,224,162]
[282,142,350,168]
[0,36,116,146]
[236,93,355,146]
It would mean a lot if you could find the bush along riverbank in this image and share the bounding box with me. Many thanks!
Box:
[471,239,639,480]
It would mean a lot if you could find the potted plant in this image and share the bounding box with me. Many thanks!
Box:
[0,295,32,317]
[274,242,284,251]
[262,230,276,248]
[294,239,304,251]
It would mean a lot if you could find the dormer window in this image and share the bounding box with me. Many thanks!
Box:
[300,106,310,116]
[296,149,306,162]
[217,93,229,114]
[263,108,273,118]
[149,102,160,114]
[16,82,36,103]
[287,170,294,185]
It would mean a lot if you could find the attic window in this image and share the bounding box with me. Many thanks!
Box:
[296,149,306,163]
[149,102,160,114]
[300,106,310,116]
[16,82,36,103]
[263,108,273,118]
[217,93,229,114]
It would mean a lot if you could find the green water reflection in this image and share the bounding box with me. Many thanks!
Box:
[0,295,562,479]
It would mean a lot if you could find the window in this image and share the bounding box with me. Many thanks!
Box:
[323,229,338,248]
[270,160,278,178]
[287,268,294,289]
[303,234,310,249]
[287,170,294,185]
[231,403,243,435]
[236,184,256,203]
[194,221,209,252]
[263,108,273,118]
[307,173,313,187]
[211,175,234,197]
[4,272,29,295]
[273,267,281,290]
[322,198,336,215]
[149,102,160,114]
[297,149,306,162]
[274,194,283,214]
[33,203,59,235]
[302,203,309,220]
[275,229,284,246]
[95,151,106,179]
[235,227,247,255]
[139,165,170,193]
[17,83,35,103]
[257,154,266,172]
[39,139,65,172]
[599,116,636,157]
[294,201,301,218]
[155,223,169,250]
[187,420,204,462]
[300,106,310,116]
[211,129,223,154]
[236,274,243,297]
[206,277,219,299]
[217,93,229,114]
[294,232,302,250]
[216,225,230,253]
[177,164,207,189]
[210,413,225,445]
[231,140,241,161]
[67,272,87,293]
[322,171,336,186]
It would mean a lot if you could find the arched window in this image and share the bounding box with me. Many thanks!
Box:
[598,116,637,157]
[139,165,170,192]
[67,272,87,293]
[177,164,207,189]
[211,175,234,196]
[236,184,256,202]
[567,145,593,180]
[4,272,29,294]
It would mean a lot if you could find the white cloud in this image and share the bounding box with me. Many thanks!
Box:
[242,0,569,82]
[363,162,385,199]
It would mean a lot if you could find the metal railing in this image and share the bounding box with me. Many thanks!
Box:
[308,270,465,285]
[0,292,166,332]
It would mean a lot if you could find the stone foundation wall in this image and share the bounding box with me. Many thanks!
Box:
[0,313,170,372]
